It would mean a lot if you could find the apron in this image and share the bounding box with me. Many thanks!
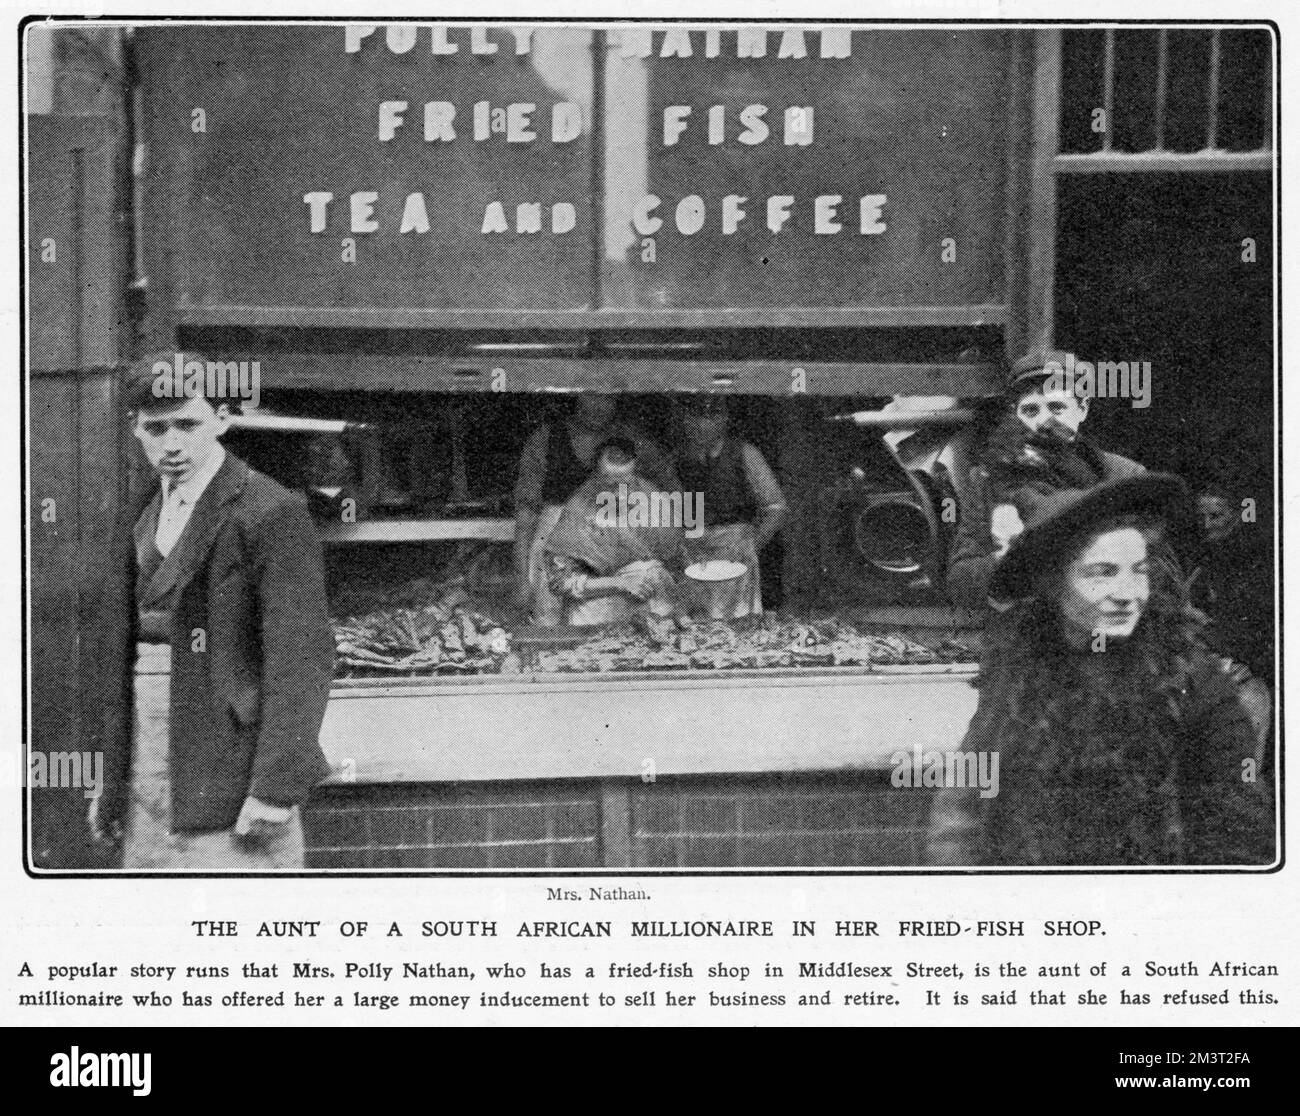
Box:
[526,503,567,626]
[565,560,676,627]
[123,642,305,871]
[682,522,763,620]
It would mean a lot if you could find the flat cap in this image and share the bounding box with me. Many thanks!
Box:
[1008,348,1076,389]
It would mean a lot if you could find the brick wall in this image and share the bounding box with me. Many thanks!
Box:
[305,782,601,869]
[304,773,931,869]
[632,775,931,867]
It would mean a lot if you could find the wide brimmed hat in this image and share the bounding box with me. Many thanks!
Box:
[989,473,1190,601]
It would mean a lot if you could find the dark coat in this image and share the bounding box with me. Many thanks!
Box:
[1190,526,1274,679]
[946,441,1144,610]
[926,611,1275,867]
[94,453,334,833]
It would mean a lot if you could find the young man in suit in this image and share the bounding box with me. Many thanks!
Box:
[88,352,335,870]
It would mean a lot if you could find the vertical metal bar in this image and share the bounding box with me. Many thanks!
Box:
[589,30,606,312]
[1207,29,1222,150]
[1154,30,1169,150]
[1102,28,1115,152]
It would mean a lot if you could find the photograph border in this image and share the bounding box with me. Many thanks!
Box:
[19,12,1285,878]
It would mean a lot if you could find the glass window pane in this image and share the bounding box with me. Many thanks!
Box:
[140,26,596,314]
[599,28,1012,316]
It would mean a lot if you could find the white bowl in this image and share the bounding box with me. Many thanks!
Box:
[685,560,748,583]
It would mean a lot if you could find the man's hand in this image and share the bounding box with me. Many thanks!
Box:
[620,563,674,601]
[232,796,292,851]
[617,568,656,600]
[1222,657,1252,685]
[989,503,1024,560]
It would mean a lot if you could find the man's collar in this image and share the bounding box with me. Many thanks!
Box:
[136,452,248,600]
[162,445,226,504]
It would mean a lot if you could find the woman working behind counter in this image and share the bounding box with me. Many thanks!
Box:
[513,394,675,626]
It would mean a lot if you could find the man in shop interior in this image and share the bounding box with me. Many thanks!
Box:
[513,393,675,625]
[673,395,788,619]
[1188,480,1274,765]
[945,348,1145,611]
[88,351,334,870]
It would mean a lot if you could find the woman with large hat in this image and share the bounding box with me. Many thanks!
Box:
[927,474,1274,867]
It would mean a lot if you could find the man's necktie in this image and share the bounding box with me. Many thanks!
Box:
[154,484,188,558]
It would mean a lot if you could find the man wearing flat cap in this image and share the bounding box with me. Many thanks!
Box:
[946,348,1145,610]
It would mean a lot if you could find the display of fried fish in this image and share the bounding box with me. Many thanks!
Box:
[531,615,976,674]
[334,577,976,678]
[332,588,511,677]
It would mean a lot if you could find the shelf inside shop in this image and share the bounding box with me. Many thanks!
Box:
[317,519,514,544]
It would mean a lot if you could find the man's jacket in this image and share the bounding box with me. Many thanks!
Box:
[94,453,334,833]
[945,440,1145,610]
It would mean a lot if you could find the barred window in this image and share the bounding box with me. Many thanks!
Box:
[1058,28,1272,173]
